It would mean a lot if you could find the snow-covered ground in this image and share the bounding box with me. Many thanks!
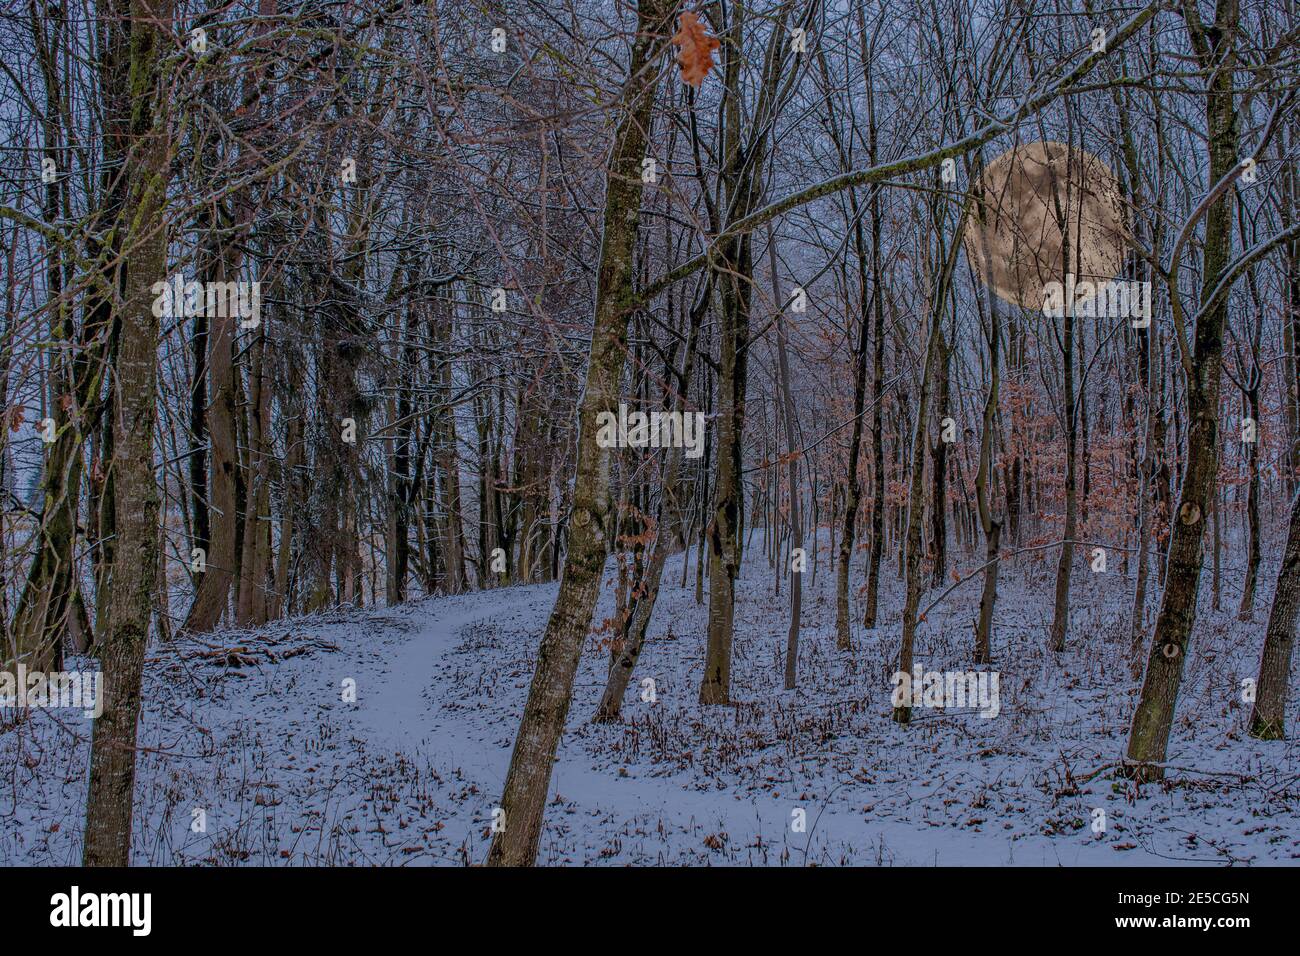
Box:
[3,536,1298,866]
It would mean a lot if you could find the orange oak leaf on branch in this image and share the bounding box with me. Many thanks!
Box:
[672,11,719,89]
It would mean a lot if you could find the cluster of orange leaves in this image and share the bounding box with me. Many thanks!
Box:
[3,396,73,433]
[672,11,719,89]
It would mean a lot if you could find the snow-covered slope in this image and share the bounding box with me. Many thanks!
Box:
[3,539,1298,865]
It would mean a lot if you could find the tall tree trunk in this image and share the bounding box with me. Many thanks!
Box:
[237,323,271,626]
[1249,486,1300,739]
[895,186,967,722]
[817,39,877,653]
[436,318,467,593]
[862,107,887,632]
[862,246,887,628]
[895,303,944,724]
[694,379,710,606]
[1049,263,1079,653]
[83,0,173,865]
[9,10,98,668]
[974,289,1001,664]
[183,300,237,633]
[273,406,303,620]
[930,328,950,589]
[189,309,209,588]
[594,281,707,720]
[1131,324,1159,674]
[1283,126,1300,498]
[834,224,871,650]
[769,233,803,689]
[1238,378,1261,619]
[699,1,800,702]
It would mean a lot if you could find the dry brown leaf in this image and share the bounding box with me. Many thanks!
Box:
[672,11,720,90]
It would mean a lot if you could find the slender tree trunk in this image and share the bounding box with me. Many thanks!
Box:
[1249,486,1300,739]
[835,206,874,650]
[183,300,237,632]
[237,324,271,626]
[699,2,798,702]
[974,289,1001,665]
[1131,325,1159,673]
[436,330,467,593]
[1238,380,1261,619]
[486,0,668,865]
[273,411,302,619]
[769,233,803,689]
[694,391,709,607]
[1212,484,1223,610]
[862,189,887,630]
[930,330,950,588]
[1126,0,1239,779]
[895,309,944,724]
[1050,292,1078,653]
[189,310,209,588]
[595,283,706,720]
[700,231,749,702]
[9,17,99,668]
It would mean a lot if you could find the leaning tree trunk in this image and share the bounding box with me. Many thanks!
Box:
[1249,486,1300,739]
[485,0,668,866]
[83,0,173,866]
[1238,378,1261,619]
[594,278,707,721]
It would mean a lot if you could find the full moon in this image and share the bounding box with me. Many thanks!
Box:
[963,141,1128,311]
